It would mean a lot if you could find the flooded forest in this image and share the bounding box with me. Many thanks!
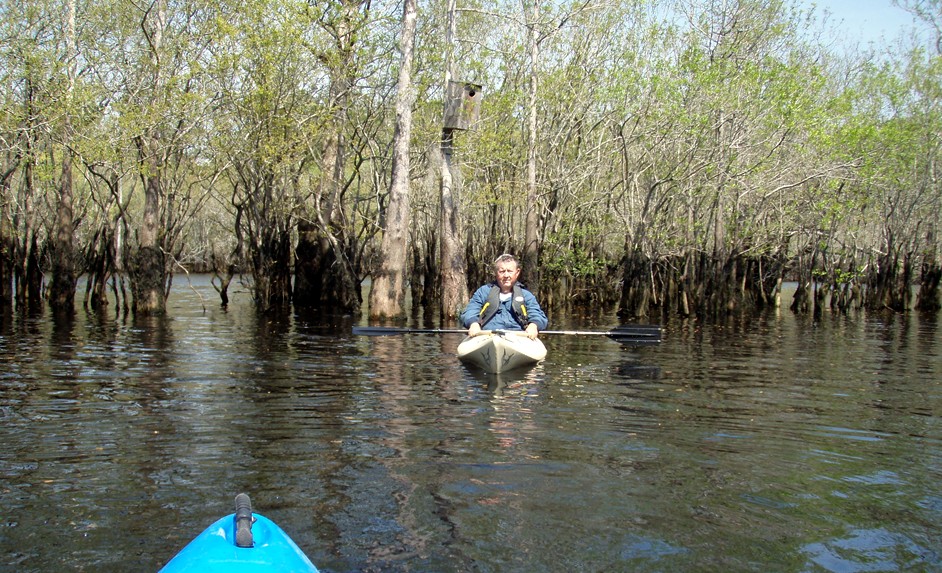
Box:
[1,0,940,322]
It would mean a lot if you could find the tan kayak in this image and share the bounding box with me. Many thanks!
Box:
[457,330,547,373]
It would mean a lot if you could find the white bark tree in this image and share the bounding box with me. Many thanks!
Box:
[370,0,419,318]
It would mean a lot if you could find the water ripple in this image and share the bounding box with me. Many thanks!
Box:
[0,282,940,572]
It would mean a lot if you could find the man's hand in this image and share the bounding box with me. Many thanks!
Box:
[525,323,539,339]
[468,322,482,336]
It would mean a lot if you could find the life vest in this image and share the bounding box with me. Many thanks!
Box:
[477,283,530,328]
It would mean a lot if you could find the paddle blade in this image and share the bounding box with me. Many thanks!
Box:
[606,325,662,345]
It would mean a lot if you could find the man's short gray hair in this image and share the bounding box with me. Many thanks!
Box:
[493,253,518,268]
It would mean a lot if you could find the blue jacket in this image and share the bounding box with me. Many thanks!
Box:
[461,283,548,331]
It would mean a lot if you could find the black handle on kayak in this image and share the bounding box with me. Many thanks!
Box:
[234,493,254,548]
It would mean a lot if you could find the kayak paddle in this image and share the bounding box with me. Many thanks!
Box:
[352,325,662,345]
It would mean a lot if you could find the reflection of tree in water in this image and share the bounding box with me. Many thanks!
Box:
[237,310,351,500]
[327,333,511,571]
[614,360,662,381]
[363,335,492,569]
[452,366,545,527]
[1,310,186,569]
[223,318,463,571]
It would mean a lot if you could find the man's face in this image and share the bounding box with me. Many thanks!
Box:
[495,261,520,292]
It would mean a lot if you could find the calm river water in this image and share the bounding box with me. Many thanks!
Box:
[0,277,940,572]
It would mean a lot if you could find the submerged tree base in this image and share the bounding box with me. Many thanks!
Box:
[490,250,940,320]
[294,221,360,313]
[128,246,167,316]
[915,261,941,312]
[615,251,787,320]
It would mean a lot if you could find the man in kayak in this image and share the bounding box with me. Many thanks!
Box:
[462,253,548,339]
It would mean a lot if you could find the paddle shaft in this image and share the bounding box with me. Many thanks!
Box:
[352,325,661,344]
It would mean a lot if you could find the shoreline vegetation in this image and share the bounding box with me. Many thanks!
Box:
[1,0,939,321]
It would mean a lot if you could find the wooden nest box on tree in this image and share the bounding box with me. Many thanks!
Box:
[443,81,483,130]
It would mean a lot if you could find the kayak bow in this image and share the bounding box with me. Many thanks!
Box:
[457,330,547,373]
[159,494,319,573]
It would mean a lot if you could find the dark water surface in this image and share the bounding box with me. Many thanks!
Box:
[1,278,940,572]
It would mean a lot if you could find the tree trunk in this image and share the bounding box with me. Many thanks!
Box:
[369,0,417,319]
[50,139,76,313]
[129,0,168,316]
[50,0,77,314]
[83,166,123,312]
[267,226,294,308]
[916,259,941,311]
[439,0,467,321]
[295,123,344,307]
[17,75,43,311]
[440,129,467,320]
[131,147,167,315]
[83,227,112,311]
[25,235,43,313]
[0,166,15,313]
[294,0,363,313]
[617,248,652,320]
[522,0,540,292]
